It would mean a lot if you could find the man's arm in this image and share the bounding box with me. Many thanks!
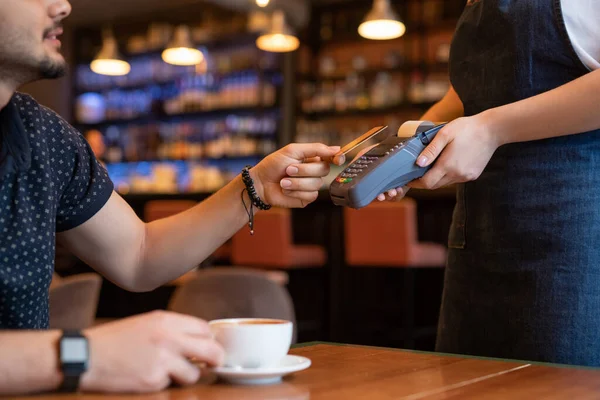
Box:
[0,331,63,395]
[0,312,225,395]
[58,174,252,292]
[58,143,340,292]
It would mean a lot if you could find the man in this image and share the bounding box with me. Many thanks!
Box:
[0,0,344,395]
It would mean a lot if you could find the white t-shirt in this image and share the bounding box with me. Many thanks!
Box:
[561,0,600,71]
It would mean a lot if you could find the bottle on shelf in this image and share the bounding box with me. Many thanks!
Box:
[370,72,389,109]
[320,12,333,42]
[408,71,426,104]
[104,126,124,164]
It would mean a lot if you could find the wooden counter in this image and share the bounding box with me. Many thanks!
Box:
[22,343,600,399]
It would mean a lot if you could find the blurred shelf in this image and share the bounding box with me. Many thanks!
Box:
[76,79,173,94]
[301,101,437,119]
[76,106,280,130]
[422,63,450,74]
[411,20,460,34]
[299,63,449,83]
[75,68,282,95]
[299,66,410,82]
[106,155,267,164]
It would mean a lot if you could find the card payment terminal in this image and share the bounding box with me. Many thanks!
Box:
[330,121,446,209]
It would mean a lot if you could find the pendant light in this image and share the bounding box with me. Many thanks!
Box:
[358,0,406,40]
[256,0,270,7]
[162,25,204,66]
[90,28,131,76]
[256,10,299,53]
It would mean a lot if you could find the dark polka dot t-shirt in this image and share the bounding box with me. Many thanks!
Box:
[0,93,113,330]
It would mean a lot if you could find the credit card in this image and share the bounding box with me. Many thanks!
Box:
[335,126,388,157]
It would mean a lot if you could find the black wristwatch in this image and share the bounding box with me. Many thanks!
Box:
[58,330,89,392]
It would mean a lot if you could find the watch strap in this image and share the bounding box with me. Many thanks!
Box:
[59,374,81,393]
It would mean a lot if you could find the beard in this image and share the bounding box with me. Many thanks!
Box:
[0,49,68,84]
[38,56,67,80]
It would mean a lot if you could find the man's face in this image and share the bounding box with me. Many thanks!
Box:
[0,0,72,81]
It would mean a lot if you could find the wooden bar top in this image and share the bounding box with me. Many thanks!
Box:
[19,343,600,399]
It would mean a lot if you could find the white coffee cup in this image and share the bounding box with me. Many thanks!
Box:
[209,318,293,369]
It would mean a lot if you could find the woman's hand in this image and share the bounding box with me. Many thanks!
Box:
[408,114,501,190]
[251,143,344,208]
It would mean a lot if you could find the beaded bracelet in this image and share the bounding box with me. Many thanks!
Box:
[241,166,271,235]
[241,166,271,211]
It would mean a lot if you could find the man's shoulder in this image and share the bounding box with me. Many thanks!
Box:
[14,91,62,122]
[14,91,81,140]
[13,91,38,107]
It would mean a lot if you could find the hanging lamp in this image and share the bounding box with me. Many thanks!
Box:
[90,28,131,76]
[162,25,204,66]
[256,10,300,53]
[358,0,406,40]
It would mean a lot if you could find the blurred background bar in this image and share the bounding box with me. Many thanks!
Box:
[31,0,464,351]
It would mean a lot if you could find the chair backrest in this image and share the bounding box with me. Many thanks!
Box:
[167,267,297,342]
[54,242,78,273]
[344,198,418,266]
[231,207,293,267]
[49,273,103,330]
[144,200,197,222]
[50,272,62,290]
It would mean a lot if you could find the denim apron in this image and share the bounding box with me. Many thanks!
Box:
[436,0,600,366]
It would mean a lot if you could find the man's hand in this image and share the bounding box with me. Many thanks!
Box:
[251,143,344,208]
[80,311,224,394]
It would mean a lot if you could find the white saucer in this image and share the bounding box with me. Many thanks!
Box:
[212,355,311,385]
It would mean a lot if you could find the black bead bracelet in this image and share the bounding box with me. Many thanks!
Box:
[241,166,271,235]
[241,166,271,211]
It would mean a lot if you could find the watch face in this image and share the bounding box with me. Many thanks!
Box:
[61,338,88,363]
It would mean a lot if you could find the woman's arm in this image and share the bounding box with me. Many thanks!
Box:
[421,85,465,123]
[410,69,600,190]
[485,69,600,145]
